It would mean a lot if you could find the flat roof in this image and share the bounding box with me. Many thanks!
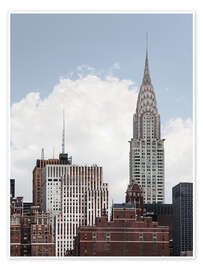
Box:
[113,203,137,209]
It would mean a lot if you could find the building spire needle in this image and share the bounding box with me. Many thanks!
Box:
[62,109,65,154]
[146,32,148,54]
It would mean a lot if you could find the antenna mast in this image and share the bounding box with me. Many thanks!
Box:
[146,32,148,52]
[62,109,65,154]
[41,148,44,160]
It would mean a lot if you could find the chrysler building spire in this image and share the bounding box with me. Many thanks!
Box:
[135,46,159,139]
[142,33,151,85]
[142,46,151,85]
[129,43,165,204]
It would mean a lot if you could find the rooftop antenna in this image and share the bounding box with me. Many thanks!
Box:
[53,147,55,159]
[62,109,65,154]
[41,148,44,160]
[146,32,148,53]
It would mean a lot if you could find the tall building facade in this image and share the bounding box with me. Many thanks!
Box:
[55,165,109,256]
[33,152,71,207]
[10,179,15,198]
[129,49,165,203]
[41,155,73,233]
[33,158,60,207]
[172,182,193,256]
[33,111,72,208]
[41,162,67,216]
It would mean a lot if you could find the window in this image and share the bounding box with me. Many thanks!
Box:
[92,232,97,240]
[106,233,110,241]
[139,233,143,240]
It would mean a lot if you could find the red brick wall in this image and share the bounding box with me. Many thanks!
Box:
[74,210,169,256]
[10,225,21,256]
[31,223,55,256]
[33,167,43,207]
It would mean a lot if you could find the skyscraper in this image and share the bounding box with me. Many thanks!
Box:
[39,113,109,256]
[33,113,71,207]
[10,179,15,198]
[55,165,109,256]
[172,182,193,256]
[33,153,70,207]
[129,47,165,203]
[41,160,69,230]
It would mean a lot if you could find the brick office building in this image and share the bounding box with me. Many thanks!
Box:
[10,212,21,256]
[30,207,55,256]
[10,197,55,256]
[10,196,30,256]
[73,184,169,256]
[10,197,23,256]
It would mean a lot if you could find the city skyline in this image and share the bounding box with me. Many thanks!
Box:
[10,13,193,203]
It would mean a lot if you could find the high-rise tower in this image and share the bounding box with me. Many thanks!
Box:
[33,113,71,208]
[172,182,193,256]
[129,46,165,204]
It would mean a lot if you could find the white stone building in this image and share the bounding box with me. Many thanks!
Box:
[55,165,109,256]
[129,48,165,203]
[41,162,68,232]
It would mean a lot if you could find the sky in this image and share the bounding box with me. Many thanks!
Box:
[10,13,193,203]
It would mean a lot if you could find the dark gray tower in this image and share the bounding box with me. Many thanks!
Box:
[172,182,193,256]
[129,46,165,203]
[10,179,15,198]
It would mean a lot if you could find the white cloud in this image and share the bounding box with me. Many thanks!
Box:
[11,73,193,204]
[112,62,120,70]
[11,74,137,203]
[163,118,193,202]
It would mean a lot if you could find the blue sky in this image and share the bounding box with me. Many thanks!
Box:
[11,13,193,125]
[10,13,193,202]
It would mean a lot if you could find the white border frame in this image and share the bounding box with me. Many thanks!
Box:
[7,10,195,262]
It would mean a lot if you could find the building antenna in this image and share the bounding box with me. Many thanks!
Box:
[62,109,65,154]
[41,148,44,160]
[146,32,148,52]
[53,147,55,159]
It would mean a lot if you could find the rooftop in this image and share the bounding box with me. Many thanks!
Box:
[113,203,137,209]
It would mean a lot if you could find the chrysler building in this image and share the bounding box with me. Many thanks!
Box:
[129,47,165,203]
